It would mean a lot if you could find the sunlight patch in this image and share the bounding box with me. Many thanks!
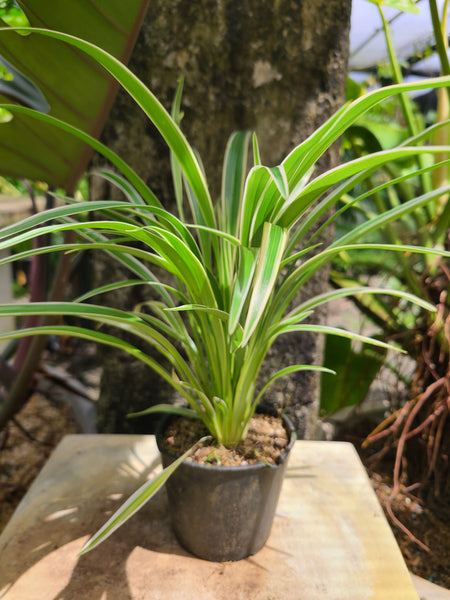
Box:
[0,107,12,122]
[0,2,30,28]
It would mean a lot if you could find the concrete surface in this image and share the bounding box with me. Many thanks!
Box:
[412,575,450,600]
[0,436,422,599]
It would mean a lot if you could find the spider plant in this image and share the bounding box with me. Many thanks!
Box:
[0,28,449,551]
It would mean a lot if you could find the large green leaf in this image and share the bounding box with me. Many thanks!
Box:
[0,0,149,192]
[0,25,216,229]
[320,336,387,416]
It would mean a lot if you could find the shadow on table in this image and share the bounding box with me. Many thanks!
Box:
[0,438,191,600]
[0,439,320,599]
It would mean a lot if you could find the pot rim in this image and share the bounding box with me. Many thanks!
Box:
[156,410,297,472]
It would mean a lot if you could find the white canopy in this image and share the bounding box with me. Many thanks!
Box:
[349,0,450,73]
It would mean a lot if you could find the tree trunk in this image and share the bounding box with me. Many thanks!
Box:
[91,0,352,437]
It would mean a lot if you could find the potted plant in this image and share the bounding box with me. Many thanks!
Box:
[0,29,450,561]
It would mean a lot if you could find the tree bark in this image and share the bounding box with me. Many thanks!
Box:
[91,0,352,437]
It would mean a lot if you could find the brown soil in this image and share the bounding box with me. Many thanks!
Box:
[160,413,289,466]
[365,466,450,589]
[0,394,449,590]
[0,393,78,534]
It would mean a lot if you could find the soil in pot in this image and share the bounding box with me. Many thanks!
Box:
[160,413,290,466]
[157,412,295,562]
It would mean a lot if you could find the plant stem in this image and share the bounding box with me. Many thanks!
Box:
[378,5,433,231]
[429,0,450,78]
[430,0,450,241]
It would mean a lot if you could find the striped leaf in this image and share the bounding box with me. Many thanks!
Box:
[79,437,211,555]
[241,223,287,346]
[228,246,257,335]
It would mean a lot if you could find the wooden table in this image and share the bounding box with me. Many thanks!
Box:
[0,436,419,599]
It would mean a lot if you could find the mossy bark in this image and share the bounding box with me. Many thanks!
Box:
[91,0,352,437]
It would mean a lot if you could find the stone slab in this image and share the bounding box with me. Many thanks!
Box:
[411,575,450,600]
[0,436,419,599]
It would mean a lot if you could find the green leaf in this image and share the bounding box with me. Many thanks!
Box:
[329,272,399,329]
[281,76,450,196]
[345,77,364,102]
[0,302,197,385]
[268,165,289,200]
[93,170,147,206]
[295,155,450,252]
[241,223,287,346]
[0,323,193,396]
[79,436,211,554]
[279,323,403,353]
[74,280,149,303]
[240,166,288,246]
[165,304,229,321]
[294,286,437,315]
[128,404,198,420]
[275,241,450,322]
[149,207,202,260]
[254,364,336,407]
[170,77,186,220]
[221,130,251,236]
[0,4,29,27]
[332,184,450,248]
[252,132,262,166]
[279,146,450,229]
[0,199,150,241]
[0,1,149,191]
[141,228,217,306]
[320,336,386,416]
[228,246,257,335]
[240,166,272,245]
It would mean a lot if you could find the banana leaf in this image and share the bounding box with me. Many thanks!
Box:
[0,0,149,192]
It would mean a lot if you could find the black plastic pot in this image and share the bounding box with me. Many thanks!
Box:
[156,412,296,562]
